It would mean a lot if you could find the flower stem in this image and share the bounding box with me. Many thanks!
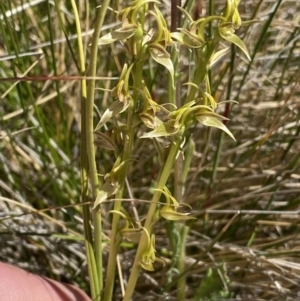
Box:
[103,62,143,301]
[123,135,183,301]
[85,0,111,296]
[69,0,101,299]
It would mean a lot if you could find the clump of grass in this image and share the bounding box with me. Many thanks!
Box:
[1,0,300,301]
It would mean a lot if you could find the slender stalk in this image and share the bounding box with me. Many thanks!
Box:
[166,212,239,292]
[103,112,134,301]
[81,152,100,300]
[207,0,214,95]
[69,0,100,299]
[177,225,189,300]
[169,23,187,301]
[123,136,183,301]
[103,61,143,301]
[85,1,111,295]
[185,61,207,104]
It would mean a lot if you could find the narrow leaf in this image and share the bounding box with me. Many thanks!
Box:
[196,115,235,140]
[180,28,204,48]
[208,48,229,69]
[111,24,138,40]
[95,100,129,130]
[197,110,229,121]
[150,45,175,89]
[93,183,119,208]
[140,120,178,138]
[176,6,194,23]
[219,26,251,60]
[98,32,117,46]
[160,206,195,221]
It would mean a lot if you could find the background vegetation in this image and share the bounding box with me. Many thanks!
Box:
[0,0,299,300]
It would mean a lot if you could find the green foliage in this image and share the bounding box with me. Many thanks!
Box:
[195,264,232,301]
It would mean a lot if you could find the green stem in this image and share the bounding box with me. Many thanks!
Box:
[86,0,111,296]
[123,135,183,301]
[169,46,178,107]
[177,225,189,301]
[103,62,143,301]
[166,212,239,292]
[70,0,100,299]
[103,118,134,301]
[169,43,187,301]
[186,64,206,104]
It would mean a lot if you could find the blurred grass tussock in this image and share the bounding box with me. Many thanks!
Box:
[0,0,300,300]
